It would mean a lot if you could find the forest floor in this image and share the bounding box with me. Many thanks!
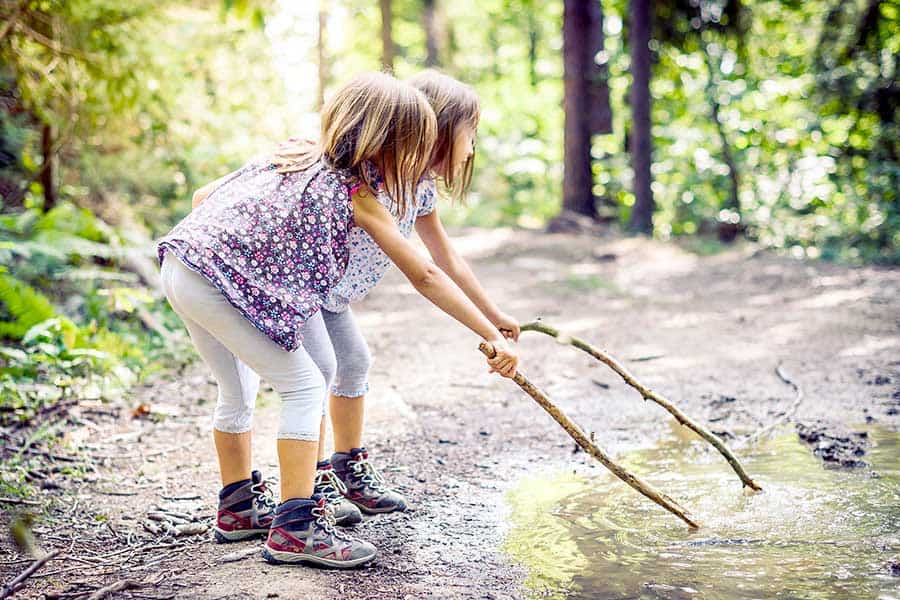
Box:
[2,229,898,599]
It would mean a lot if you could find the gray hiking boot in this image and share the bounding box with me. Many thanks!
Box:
[262,494,377,568]
[315,459,363,526]
[331,447,407,514]
[213,470,277,543]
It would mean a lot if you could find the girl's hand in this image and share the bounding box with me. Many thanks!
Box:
[492,311,520,342]
[486,337,518,379]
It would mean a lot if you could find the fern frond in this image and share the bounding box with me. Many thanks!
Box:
[0,273,57,340]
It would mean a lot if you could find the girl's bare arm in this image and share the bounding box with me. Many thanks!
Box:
[415,210,520,340]
[352,188,517,377]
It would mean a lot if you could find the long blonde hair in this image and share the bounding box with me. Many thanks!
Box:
[407,70,480,200]
[273,72,437,219]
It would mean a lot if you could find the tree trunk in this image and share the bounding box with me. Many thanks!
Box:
[588,0,611,135]
[487,19,501,80]
[627,0,653,234]
[555,0,610,224]
[317,1,329,110]
[527,11,539,88]
[40,122,56,211]
[422,0,440,67]
[701,39,741,243]
[380,0,394,72]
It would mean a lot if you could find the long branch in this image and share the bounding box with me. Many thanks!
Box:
[0,549,61,599]
[521,320,762,491]
[479,342,699,529]
[0,1,27,44]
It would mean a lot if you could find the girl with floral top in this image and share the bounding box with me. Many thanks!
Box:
[309,70,522,522]
[158,72,518,569]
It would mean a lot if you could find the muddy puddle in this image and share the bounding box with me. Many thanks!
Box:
[503,425,900,599]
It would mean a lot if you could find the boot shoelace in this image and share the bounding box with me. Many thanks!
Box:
[314,468,348,507]
[348,455,388,494]
[311,502,354,541]
[250,478,277,512]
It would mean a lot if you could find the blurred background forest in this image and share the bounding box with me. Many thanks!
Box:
[0,0,896,474]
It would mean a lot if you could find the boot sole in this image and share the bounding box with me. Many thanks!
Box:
[335,512,363,526]
[262,547,376,569]
[213,526,269,543]
[347,499,407,515]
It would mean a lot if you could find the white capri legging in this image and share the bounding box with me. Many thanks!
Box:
[160,253,371,440]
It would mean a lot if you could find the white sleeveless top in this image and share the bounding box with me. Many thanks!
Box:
[322,177,437,313]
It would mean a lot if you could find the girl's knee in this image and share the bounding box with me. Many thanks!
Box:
[213,392,255,433]
[276,370,327,440]
[316,351,337,390]
[333,349,371,398]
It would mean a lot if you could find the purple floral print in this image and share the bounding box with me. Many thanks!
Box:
[157,159,355,352]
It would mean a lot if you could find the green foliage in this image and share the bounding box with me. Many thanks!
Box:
[0,200,188,428]
[0,0,894,431]
[0,272,57,340]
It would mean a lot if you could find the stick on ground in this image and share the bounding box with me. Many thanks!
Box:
[737,362,804,448]
[479,342,700,529]
[0,549,61,599]
[520,320,762,492]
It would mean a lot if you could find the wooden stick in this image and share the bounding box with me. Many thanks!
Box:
[86,579,140,600]
[736,362,804,448]
[520,321,762,491]
[0,497,41,506]
[0,549,61,599]
[479,342,700,529]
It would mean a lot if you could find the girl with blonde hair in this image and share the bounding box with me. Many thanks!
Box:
[158,72,518,569]
[299,69,520,523]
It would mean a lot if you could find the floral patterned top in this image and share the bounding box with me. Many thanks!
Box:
[157,158,355,352]
[323,177,437,313]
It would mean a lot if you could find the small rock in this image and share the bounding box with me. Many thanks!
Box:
[175,522,208,536]
[888,555,900,576]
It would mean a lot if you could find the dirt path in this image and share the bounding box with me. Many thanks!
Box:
[2,230,898,599]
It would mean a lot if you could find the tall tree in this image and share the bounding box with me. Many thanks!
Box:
[554,0,612,227]
[654,0,747,241]
[627,0,653,234]
[422,0,441,67]
[380,0,394,72]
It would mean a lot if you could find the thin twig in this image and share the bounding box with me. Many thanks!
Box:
[0,549,62,599]
[0,497,41,506]
[11,20,94,61]
[86,579,141,600]
[0,0,27,43]
[737,362,804,448]
[521,320,762,492]
[217,546,263,564]
[91,440,195,461]
[159,494,201,501]
[479,342,699,529]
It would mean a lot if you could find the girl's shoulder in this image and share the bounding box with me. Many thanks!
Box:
[414,175,438,217]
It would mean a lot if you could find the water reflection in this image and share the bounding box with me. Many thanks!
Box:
[503,425,900,599]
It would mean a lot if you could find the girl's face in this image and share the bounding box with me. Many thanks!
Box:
[448,123,476,179]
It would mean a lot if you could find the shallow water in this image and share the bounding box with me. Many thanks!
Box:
[503,425,900,600]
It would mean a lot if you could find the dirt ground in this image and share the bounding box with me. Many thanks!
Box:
[2,229,898,599]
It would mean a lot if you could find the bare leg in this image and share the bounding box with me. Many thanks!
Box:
[278,439,319,501]
[330,394,365,454]
[317,416,328,461]
[213,429,252,486]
